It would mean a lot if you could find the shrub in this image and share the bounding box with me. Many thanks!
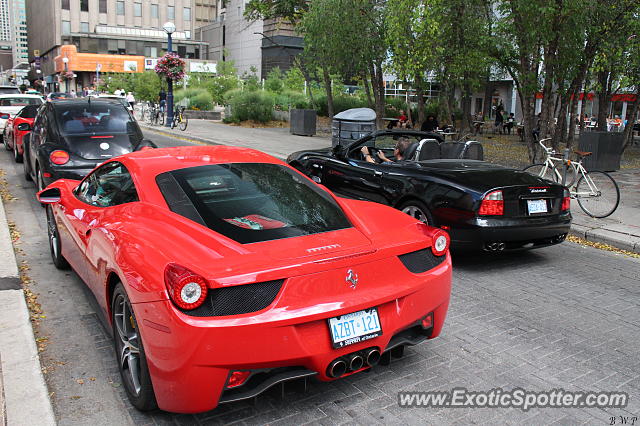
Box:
[314,94,367,117]
[228,90,275,123]
[264,67,285,94]
[190,90,213,111]
[274,90,309,111]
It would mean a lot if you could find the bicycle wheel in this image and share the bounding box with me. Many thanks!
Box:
[158,113,164,126]
[575,171,620,218]
[523,163,558,182]
[178,115,188,131]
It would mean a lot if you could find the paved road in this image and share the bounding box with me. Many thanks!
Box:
[1,132,638,425]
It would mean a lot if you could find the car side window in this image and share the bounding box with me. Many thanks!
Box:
[75,162,139,207]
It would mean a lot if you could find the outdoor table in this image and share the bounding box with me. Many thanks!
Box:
[383,117,400,129]
[439,132,457,141]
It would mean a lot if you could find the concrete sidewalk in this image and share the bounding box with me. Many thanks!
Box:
[141,119,640,254]
[0,197,56,425]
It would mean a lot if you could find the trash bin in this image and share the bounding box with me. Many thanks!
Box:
[331,108,377,147]
[577,131,623,171]
[290,109,317,136]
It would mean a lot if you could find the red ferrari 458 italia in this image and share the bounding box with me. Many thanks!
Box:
[3,104,39,163]
[37,146,452,413]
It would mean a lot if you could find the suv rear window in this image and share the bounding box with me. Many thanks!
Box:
[56,103,134,135]
[156,163,352,244]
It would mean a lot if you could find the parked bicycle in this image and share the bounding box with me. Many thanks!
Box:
[170,106,188,131]
[146,103,164,126]
[523,138,620,218]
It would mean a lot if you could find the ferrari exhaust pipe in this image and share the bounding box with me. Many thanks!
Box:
[328,359,347,378]
[365,349,381,367]
[349,355,364,371]
[485,242,506,252]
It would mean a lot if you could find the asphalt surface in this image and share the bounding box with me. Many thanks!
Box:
[0,131,638,425]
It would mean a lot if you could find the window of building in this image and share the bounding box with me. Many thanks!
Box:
[61,0,69,10]
[99,0,107,13]
[183,7,191,22]
[151,4,158,18]
[80,22,89,32]
[134,3,142,17]
[116,1,125,15]
[168,6,175,19]
[185,30,191,39]
[62,20,71,35]
[80,0,89,12]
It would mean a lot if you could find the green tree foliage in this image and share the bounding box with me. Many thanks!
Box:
[284,67,306,92]
[264,67,285,93]
[98,71,163,102]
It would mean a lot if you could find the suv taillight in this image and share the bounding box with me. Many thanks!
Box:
[164,263,208,310]
[561,189,570,211]
[49,150,70,165]
[478,190,504,215]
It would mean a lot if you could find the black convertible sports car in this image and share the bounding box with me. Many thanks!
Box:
[287,130,572,252]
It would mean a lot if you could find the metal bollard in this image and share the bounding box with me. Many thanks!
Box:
[561,148,570,185]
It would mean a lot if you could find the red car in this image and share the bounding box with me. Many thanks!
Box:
[3,104,39,163]
[38,146,452,414]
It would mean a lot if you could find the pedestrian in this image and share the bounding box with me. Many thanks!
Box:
[159,89,166,113]
[421,115,439,132]
[494,110,504,134]
[504,113,515,135]
[70,89,77,98]
[126,92,136,109]
[114,88,121,96]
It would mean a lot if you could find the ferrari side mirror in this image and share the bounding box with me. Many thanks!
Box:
[37,187,61,204]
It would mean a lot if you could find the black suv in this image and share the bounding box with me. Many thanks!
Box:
[23,98,156,191]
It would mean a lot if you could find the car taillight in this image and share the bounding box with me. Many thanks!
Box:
[0,113,10,119]
[431,229,450,256]
[561,189,570,211]
[478,190,504,215]
[49,150,70,165]
[226,371,251,388]
[164,263,208,310]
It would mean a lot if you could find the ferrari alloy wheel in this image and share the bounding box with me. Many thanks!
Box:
[112,284,157,411]
[399,200,434,226]
[23,154,32,181]
[46,205,69,270]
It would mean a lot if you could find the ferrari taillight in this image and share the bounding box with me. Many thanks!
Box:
[431,229,450,256]
[561,189,570,211]
[50,150,70,165]
[0,112,10,119]
[164,263,208,310]
[478,190,504,216]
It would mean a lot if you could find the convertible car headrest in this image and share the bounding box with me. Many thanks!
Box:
[416,139,441,161]
[402,142,420,160]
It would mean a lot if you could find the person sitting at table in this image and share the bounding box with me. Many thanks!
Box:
[504,113,515,135]
[361,137,411,164]
[398,110,408,128]
[421,115,439,132]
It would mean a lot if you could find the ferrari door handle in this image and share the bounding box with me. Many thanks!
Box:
[374,170,383,176]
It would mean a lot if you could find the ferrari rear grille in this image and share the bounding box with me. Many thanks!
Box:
[179,279,284,317]
[398,248,445,274]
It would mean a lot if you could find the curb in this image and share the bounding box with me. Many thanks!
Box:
[140,123,218,147]
[0,197,56,426]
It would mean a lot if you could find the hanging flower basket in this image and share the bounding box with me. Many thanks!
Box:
[58,71,75,81]
[155,52,186,81]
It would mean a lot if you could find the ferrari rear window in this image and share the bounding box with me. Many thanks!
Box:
[156,163,352,244]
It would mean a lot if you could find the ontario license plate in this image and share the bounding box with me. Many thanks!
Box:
[527,199,548,214]
[328,308,382,348]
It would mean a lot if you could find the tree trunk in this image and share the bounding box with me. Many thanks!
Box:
[362,71,373,109]
[621,88,640,153]
[370,62,385,129]
[462,80,472,133]
[415,74,425,127]
[596,71,610,131]
[322,67,334,120]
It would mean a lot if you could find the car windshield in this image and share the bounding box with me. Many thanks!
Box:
[56,103,133,135]
[0,97,43,106]
[156,163,352,244]
[18,105,39,118]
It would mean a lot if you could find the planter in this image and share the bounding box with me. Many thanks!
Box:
[290,109,317,136]
[578,131,623,172]
[183,110,221,120]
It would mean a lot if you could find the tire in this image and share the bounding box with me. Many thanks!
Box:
[112,283,158,411]
[2,131,8,151]
[178,116,188,131]
[523,163,558,182]
[398,199,435,226]
[37,168,47,207]
[23,151,32,181]
[158,113,164,126]
[13,140,22,163]
[46,205,69,269]
[575,171,620,218]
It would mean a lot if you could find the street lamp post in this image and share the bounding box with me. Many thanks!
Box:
[62,56,69,93]
[163,21,176,128]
